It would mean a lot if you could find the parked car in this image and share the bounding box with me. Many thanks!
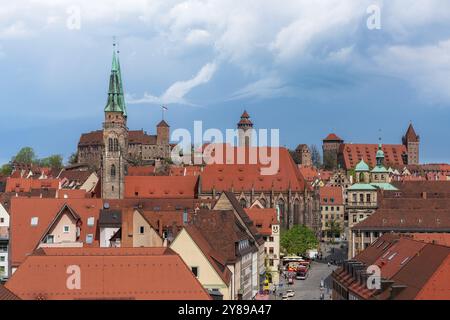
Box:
[282,293,290,300]
[286,290,295,297]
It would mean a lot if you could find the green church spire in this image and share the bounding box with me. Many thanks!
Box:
[104,41,127,117]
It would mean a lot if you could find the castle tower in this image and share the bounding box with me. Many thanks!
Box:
[322,133,344,170]
[402,123,420,165]
[295,144,312,167]
[102,42,128,199]
[237,110,254,147]
[157,120,170,145]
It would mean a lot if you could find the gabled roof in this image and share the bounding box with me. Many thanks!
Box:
[157,120,170,127]
[9,198,103,267]
[200,145,306,192]
[319,186,344,205]
[5,247,211,300]
[182,225,232,285]
[244,208,278,236]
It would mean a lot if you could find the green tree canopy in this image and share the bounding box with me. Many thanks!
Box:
[12,147,37,164]
[39,155,63,170]
[1,163,12,176]
[281,225,319,256]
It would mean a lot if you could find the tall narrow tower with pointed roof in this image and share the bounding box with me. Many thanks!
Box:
[102,41,128,199]
[402,123,420,165]
[237,110,254,147]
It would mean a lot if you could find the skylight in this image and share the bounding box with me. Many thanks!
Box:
[31,217,38,226]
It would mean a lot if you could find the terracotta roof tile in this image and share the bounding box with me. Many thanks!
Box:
[244,208,278,236]
[319,186,343,205]
[5,247,211,300]
[341,144,407,169]
[124,176,198,199]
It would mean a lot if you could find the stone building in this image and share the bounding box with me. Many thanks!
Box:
[295,144,312,167]
[77,44,171,173]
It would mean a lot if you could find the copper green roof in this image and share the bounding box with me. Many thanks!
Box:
[348,183,377,191]
[355,160,369,172]
[104,46,127,117]
[370,183,398,191]
[371,165,389,174]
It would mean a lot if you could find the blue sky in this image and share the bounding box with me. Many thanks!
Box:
[1,0,450,165]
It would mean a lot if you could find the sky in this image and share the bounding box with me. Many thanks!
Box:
[1,0,450,165]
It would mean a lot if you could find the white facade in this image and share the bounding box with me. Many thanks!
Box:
[0,204,9,279]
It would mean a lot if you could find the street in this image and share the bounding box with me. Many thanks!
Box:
[272,242,347,300]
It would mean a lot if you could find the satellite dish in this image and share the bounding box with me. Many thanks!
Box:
[104,202,110,209]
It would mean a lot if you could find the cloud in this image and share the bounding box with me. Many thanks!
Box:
[229,76,292,101]
[374,40,450,103]
[128,62,217,105]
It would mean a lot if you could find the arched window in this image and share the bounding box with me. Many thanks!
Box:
[108,138,113,152]
[113,139,119,152]
[239,198,247,208]
[359,172,365,183]
[277,199,285,223]
[294,200,300,224]
[110,164,116,177]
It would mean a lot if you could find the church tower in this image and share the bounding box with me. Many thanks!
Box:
[237,110,254,147]
[402,123,420,165]
[102,42,128,199]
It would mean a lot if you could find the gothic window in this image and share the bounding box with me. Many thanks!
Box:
[277,199,285,222]
[113,138,119,152]
[294,200,300,224]
[108,138,113,152]
[111,164,116,177]
[239,198,247,208]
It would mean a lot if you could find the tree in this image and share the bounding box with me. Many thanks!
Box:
[0,163,12,176]
[12,147,37,164]
[281,225,319,256]
[323,152,336,170]
[309,144,322,168]
[289,149,301,164]
[68,152,79,165]
[326,220,342,241]
[39,155,63,170]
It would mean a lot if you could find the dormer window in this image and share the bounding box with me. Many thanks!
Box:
[63,225,70,233]
[31,217,39,226]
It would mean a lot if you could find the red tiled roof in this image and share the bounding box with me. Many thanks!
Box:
[127,166,155,176]
[341,143,407,169]
[323,133,343,141]
[9,198,103,268]
[244,208,278,236]
[169,166,202,176]
[200,145,306,192]
[411,233,450,247]
[5,178,60,193]
[319,186,343,205]
[415,254,450,300]
[124,176,198,199]
[5,247,211,300]
[298,166,318,182]
[56,189,89,199]
[0,285,20,300]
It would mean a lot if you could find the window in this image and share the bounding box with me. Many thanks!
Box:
[45,235,54,244]
[331,206,334,211]
[139,226,145,234]
[63,225,70,233]
[0,218,4,223]
[239,198,247,208]
[113,138,119,152]
[359,194,364,203]
[277,199,285,222]
[108,138,113,152]
[325,206,328,211]
[0,266,5,275]
[111,164,116,177]
[191,266,199,277]
[269,247,274,254]
[0,256,5,262]
[269,236,274,242]
[86,234,94,244]
[269,259,274,267]
[366,194,371,203]
[87,217,95,227]
[353,216,357,223]
[31,217,39,226]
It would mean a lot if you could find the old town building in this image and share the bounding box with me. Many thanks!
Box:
[323,124,420,171]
